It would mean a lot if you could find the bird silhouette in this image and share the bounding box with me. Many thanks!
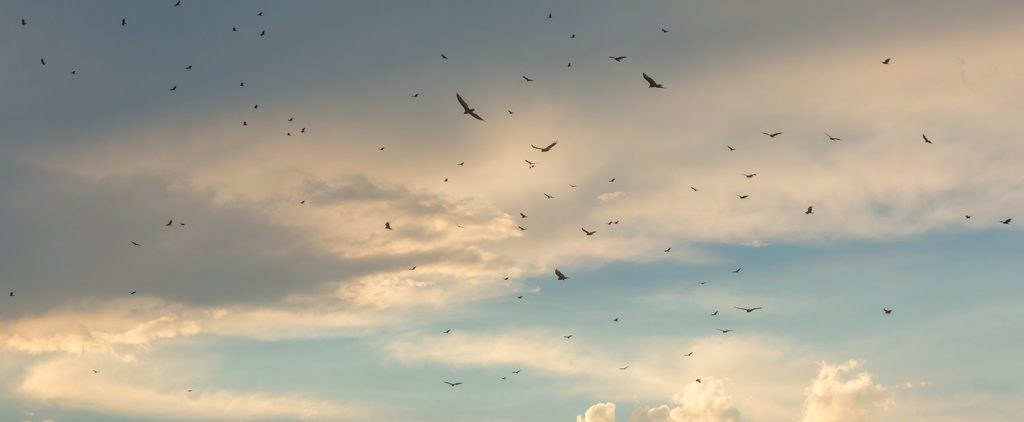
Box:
[185,65,192,70]
[737,195,749,199]
[1000,218,1012,224]
[531,142,558,152]
[166,220,173,226]
[569,184,577,188]
[762,132,782,138]
[411,93,419,98]
[385,222,392,230]
[442,329,451,334]
[21,18,27,26]
[684,352,694,357]
[563,335,573,339]
[544,193,554,199]
[513,369,521,374]
[734,306,762,313]
[517,225,526,231]
[525,160,536,168]
[742,173,757,178]
[121,18,126,26]
[922,134,933,144]
[441,54,448,60]
[582,228,596,236]
[457,162,464,166]
[710,310,718,315]
[555,269,568,280]
[805,206,814,215]
[732,268,742,273]
[519,212,527,218]
[664,247,672,252]
[456,93,484,121]
[965,215,971,219]
[727,145,735,151]
[643,73,664,88]
[661,28,669,33]
[299,200,306,204]
[612,317,619,322]
[259,30,266,36]
[408,266,417,271]
[169,85,177,92]
[40,58,46,66]
[825,132,841,141]
[618,365,629,370]
[695,378,701,383]
[444,381,462,387]
[883,308,893,314]
[92,369,100,374]
[129,291,137,295]
[697,281,708,286]
[523,76,533,82]
[716,329,734,333]
[609,56,626,62]
[691,186,699,191]
[174,0,181,6]
[881,58,891,64]
[130,241,141,246]
[609,178,616,182]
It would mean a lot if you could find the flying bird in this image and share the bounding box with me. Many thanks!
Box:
[698,282,708,286]
[619,365,629,370]
[523,75,533,82]
[883,308,893,314]
[411,93,419,98]
[519,212,527,218]
[507,109,514,115]
[444,382,462,387]
[456,93,484,121]
[881,58,891,64]
[609,56,626,62]
[166,220,173,226]
[548,13,552,18]
[121,18,126,26]
[661,28,669,33]
[642,73,664,88]
[684,352,694,357]
[563,335,573,339]
[408,266,417,271]
[695,378,701,383]
[664,247,671,252]
[544,193,554,199]
[691,186,699,191]
[259,30,266,36]
[569,184,577,188]
[922,134,933,144]
[716,329,734,333]
[174,0,181,6]
[185,65,192,70]
[169,85,177,92]
[581,228,596,236]
[762,132,782,138]
[570,34,575,38]
[457,162,464,166]
[613,317,619,322]
[442,329,451,334]
[130,241,141,246]
[741,173,757,178]
[531,142,558,152]
[555,269,568,280]
[727,145,735,151]
[737,195,749,199]
[512,369,521,374]
[517,225,526,231]
[732,268,742,273]
[129,291,137,295]
[805,206,814,215]
[710,310,718,315]
[379,146,385,151]
[609,178,616,182]
[965,215,971,219]
[384,222,392,230]
[441,54,448,60]
[517,295,523,299]
[1000,218,1012,224]
[92,370,100,374]
[40,58,46,65]
[8,292,12,297]
[21,19,26,26]
[734,306,763,313]
[825,132,841,141]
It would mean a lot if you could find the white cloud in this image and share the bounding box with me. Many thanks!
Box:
[800,360,891,422]
[597,192,626,202]
[578,402,616,422]
[628,378,740,422]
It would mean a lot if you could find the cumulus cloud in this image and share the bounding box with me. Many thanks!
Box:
[578,402,616,422]
[628,378,740,422]
[800,360,891,422]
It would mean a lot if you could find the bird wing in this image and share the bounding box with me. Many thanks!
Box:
[545,141,557,150]
[555,269,566,278]
[468,110,484,121]
[456,93,470,112]
[642,73,656,85]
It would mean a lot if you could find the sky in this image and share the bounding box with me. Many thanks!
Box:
[1,0,1023,421]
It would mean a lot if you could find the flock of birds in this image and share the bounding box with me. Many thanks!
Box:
[8,3,1017,400]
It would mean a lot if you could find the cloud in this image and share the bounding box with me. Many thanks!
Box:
[597,192,626,202]
[578,402,616,422]
[800,360,891,422]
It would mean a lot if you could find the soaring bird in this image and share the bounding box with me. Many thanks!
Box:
[517,225,526,231]
[174,0,181,6]
[716,329,734,333]
[661,28,669,33]
[548,13,552,18]
[121,18,126,26]
[741,173,757,178]
[507,109,514,115]
[922,134,933,144]
[612,317,619,322]
[581,228,596,236]
[643,73,664,88]
[737,195,749,199]
[965,215,971,219]
[516,295,523,299]
[379,146,385,151]
[531,142,558,152]
[570,34,575,38]
[734,306,763,313]
[299,200,306,205]
[563,335,573,339]
[805,206,814,215]
[543,193,554,199]
[21,18,27,26]
[408,266,417,271]
[185,65,192,70]
[697,282,708,286]
[92,370,100,374]
[618,365,629,370]
[444,382,462,387]
[762,132,782,138]
[727,145,735,151]
[40,58,46,65]
[684,352,694,357]
[883,308,893,314]
[457,162,464,166]
[710,310,718,315]
[384,222,392,230]
[695,378,701,383]
[519,212,527,218]
[441,53,448,60]
[522,75,533,82]
[609,56,626,62]
[232,27,238,31]
[456,93,484,121]
[525,160,536,168]
[169,85,177,92]
[1000,218,1012,224]
[555,269,568,280]
[130,241,141,246]
[8,291,12,297]
[411,93,419,98]
[442,329,451,334]
[881,58,891,64]
[569,184,577,188]
[664,247,672,252]
[825,132,841,141]
[259,30,266,36]
[129,291,137,295]
[166,220,173,226]
[732,268,742,273]
[512,369,521,374]
[691,186,699,191]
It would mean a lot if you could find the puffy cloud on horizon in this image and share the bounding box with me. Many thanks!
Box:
[800,360,892,422]
[577,402,616,422]
[629,377,740,422]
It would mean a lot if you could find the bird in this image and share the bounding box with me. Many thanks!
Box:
[618,365,629,370]
[299,200,306,205]
[169,85,177,92]
[732,268,742,273]
[257,11,263,16]
[259,30,266,36]
[965,215,971,219]
[187,389,193,393]
[555,269,569,280]
[741,173,757,178]
[612,317,619,322]
[443,178,447,182]
[512,369,522,374]
[384,222,392,230]
[697,282,708,286]
[71,70,77,74]
[695,378,701,383]
[881,58,891,64]
[609,56,627,62]
[129,291,137,295]
[531,142,558,152]
[519,212,527,218]
[727,145,735,151]
[130,241,141,246]
[121,18,126,26]
[710,310,718,315]
[684,352,693,357]
[691,186,699,191]
[456,93,484,121]
[301,127,306,133]
[608,178,616,183]
[716,329,734,333]
[232,27,238,32]
[444,382,462,387]
[570,34,575,38]
[92,370,100,374]
[661,28,669,33]
[501,376,507,380]
[642,73,664,88]
[21,18,26,26]
[179,222,186,226]
[825,132,841,141]
[922,134,933,144]
[254,104,258,109]
[408,266,417,271]
[457,162,464,166]
[1000,218,1012,225]
[581,228,596,236]
[883,308,893,314]
[174,0,181,6]
[547,13,552,18]
[523,76,533,82]
[239,82,245,86]
[379,146,385,151]
[569,184,577,188]
[185,65,192,70]
[166,220,173,226]
[288,117,294,122]
[516,295,523,299]
[563,335,573,339]
[664,247,672,252]
[567,62,572,68]
[544,193,554,199]
[762,132,783,138]
[734,306,763,313]
[805,206,814,215]
[242,121,247,126]
[507,109,514,115]
[8,292,12,297]
[441,54,448,60]
[737,195,749,199]
[40,58,46,66]
[442,329,451,334]
[517,225,526,231]
[411,93,419,98]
